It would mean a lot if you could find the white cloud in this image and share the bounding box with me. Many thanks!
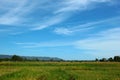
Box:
[75,27,120,51]
[54,16,120,35]
[55,0,112,13]
[72,27,120,58]
[15,27,120,58]
[54,28,73,35]
[31,14,68,30]
[0,0,26,25]
[0,0,36,25]
[16,27,120,50]
[54,27,93,35]
[0,0,114,32]
[16,41,74,48]
[33,0,113,31]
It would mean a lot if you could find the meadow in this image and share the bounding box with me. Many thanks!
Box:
[0,62,120,80]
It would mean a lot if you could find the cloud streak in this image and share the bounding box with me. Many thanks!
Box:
[55,0,112,13]
[54,16,120,35]
[74,27,120,58]
[31,14,69,30]
[0,0,115,32]
[16,27,120,51]
[0,0,28,25]
[75,27,120,51]
[33,0,113,30]
[15,27,120,58]
[15,41,74,48]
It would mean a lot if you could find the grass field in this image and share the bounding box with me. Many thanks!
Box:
[0,62,120,80]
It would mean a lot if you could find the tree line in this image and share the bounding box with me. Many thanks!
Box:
[0,55,120,62]
[96,56,120,62]
[0,55,24,61]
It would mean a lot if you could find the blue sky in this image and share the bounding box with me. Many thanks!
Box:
[0,0,120,60]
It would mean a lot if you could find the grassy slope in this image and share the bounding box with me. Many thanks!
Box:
[0,62,120,80]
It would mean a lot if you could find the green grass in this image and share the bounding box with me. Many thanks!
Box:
[0,62,120,80]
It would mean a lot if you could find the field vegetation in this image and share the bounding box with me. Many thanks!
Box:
[0,62,120,80]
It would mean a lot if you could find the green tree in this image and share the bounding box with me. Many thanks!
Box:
[108,57,113,62]
[114,56,120,62]
[95,58,99,62]
[100,58,107,62]
[11,55,23,61]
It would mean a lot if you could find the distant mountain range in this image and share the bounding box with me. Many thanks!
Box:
[0,55,12,59]
[0,54,63,61]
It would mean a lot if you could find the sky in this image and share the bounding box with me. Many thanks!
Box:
[0,0,120,60]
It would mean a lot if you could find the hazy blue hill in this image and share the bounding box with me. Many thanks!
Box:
[23,56,63,61]
[0,54,63,61]
[0,54,12,59]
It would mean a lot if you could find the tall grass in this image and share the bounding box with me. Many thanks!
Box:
[0,62,120,80]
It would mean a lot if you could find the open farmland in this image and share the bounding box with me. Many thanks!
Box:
[0,62,120,80]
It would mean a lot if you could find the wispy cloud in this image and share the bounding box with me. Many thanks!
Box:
[15,41,74,48]
[54,16,120,35]
[75,27,120,51]
[15,27,120,58]
[54,28,73,35]
[55,0,112,13]
[31,14,69,30]
[0,0,27,25]
[73,27,120,58]
[54,26,93,35]
[0,0,115,32]
[16,27,120,49]
[33,0,112,30]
